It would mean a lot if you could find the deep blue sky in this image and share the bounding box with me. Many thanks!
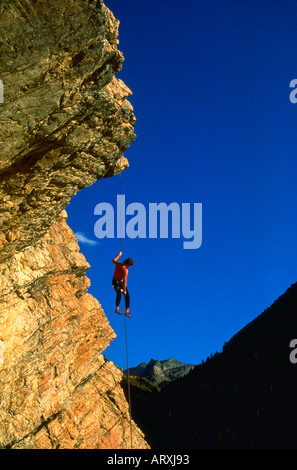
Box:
[67,0,297,370]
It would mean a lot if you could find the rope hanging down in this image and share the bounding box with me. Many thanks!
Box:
[119,171,133,449]
[125,313,133,449]
[119,171,123,253]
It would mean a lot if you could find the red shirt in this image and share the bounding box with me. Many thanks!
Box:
[113,263,127,281]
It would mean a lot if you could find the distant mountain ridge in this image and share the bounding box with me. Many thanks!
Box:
[125,357,195,387]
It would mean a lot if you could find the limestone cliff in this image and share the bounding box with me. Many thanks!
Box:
[0,0,148,449]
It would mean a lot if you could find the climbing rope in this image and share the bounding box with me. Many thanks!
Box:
[119,171,123,252]
[125,313,133,449]
[119,171,133,449]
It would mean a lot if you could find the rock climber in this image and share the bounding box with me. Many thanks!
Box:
[112,251,134,318]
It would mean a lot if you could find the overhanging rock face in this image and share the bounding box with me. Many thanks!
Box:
[0,0,149,449]
[0,0,135,262]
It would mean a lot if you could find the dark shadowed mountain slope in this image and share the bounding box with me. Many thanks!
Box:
[122,282,297,449]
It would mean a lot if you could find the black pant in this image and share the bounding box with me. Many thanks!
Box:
[112,278,130,309]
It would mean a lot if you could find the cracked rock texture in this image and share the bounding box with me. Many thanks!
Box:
[0,0,148,449]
